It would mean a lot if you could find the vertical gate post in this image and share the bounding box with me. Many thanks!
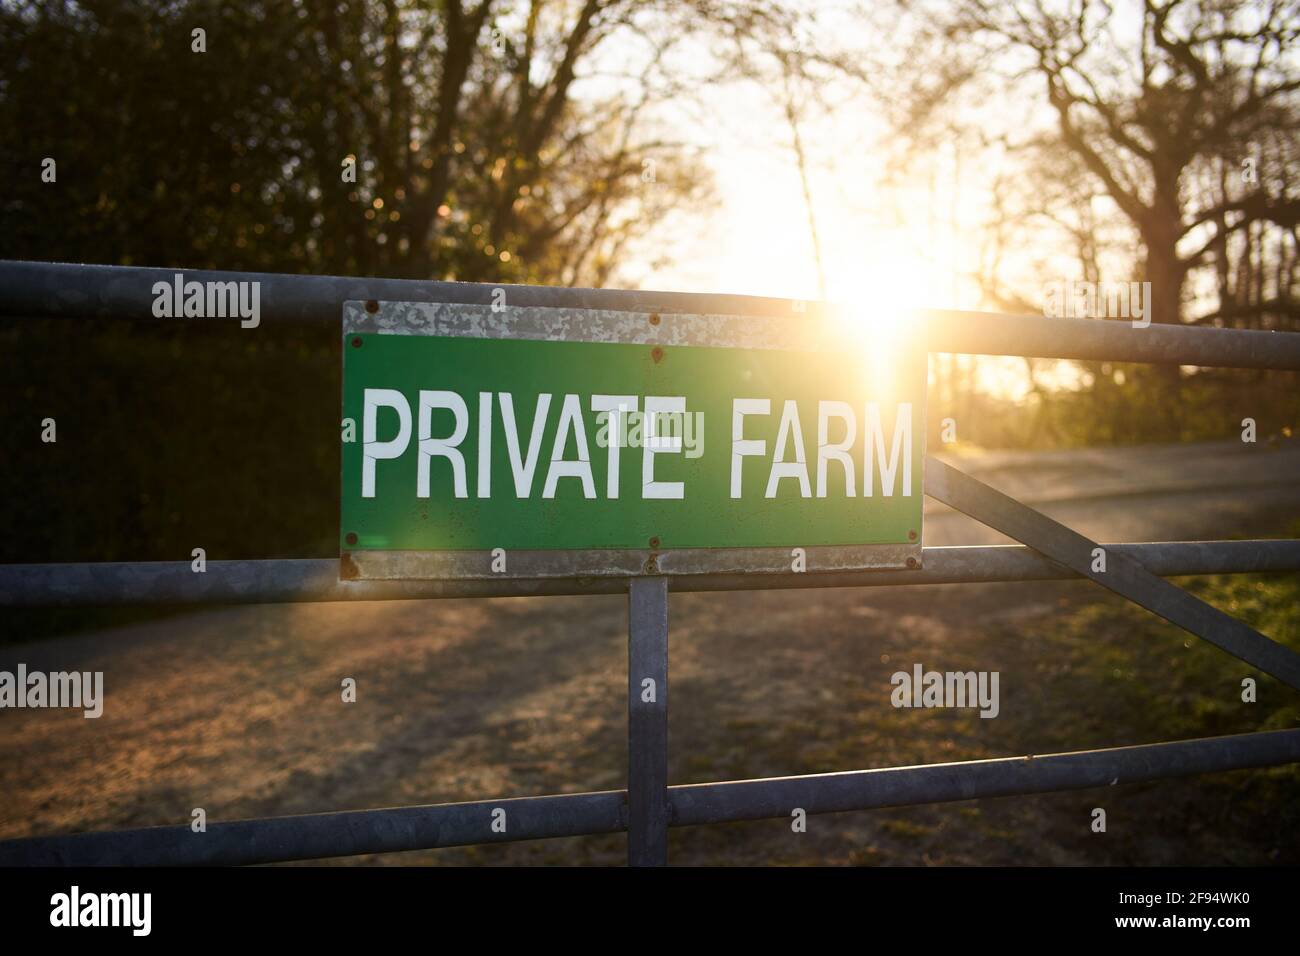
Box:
[628,576,669,866]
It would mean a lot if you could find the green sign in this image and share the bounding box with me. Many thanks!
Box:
[341,301,926,579]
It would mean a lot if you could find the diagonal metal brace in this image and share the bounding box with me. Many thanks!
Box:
[925,456,1300,691]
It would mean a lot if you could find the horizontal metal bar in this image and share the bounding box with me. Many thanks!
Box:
[918,308,1300,370]
[668,729,1300,826]
[1,540,1296,607]
[0,259,803,323]
[0,790,627,866]
[344,542,919,580]
[5,729,1297,865]
[5,260,1300,369]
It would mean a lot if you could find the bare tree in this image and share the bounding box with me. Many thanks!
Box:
[0,0,804,287]
[295,0,807,284]
[880,0,1299,333]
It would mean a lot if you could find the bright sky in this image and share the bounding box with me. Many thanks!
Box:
[596,0,1113,408]
[635,56,1072,404]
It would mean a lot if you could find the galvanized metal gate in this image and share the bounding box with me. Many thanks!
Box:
[1,259,1298,866]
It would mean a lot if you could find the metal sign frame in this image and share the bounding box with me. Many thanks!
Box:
[340,299,926,581]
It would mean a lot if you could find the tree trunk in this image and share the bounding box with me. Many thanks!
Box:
[1140,183,1187,434]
